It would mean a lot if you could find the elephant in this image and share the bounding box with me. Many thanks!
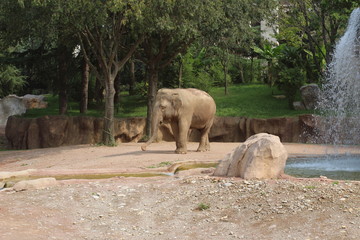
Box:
[141,88,216,154]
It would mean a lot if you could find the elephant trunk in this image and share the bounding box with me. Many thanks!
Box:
[141,109,161,151]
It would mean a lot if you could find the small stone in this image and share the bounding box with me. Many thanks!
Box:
[92,193,100,199]
[269,224,276,229]
[220,216,229,222]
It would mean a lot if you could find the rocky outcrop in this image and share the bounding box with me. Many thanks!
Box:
[300,84,320,110]
[213,133,288,179]
[6,116,146,149]
[5,114,318,150]
[0,95,26,126]
[0,94,48,126]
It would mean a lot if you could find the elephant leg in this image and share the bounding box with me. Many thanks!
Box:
[197,124,212,152]
[175,119,190,154]
[170,121,181,150]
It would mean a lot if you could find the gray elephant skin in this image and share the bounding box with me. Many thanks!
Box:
[141,88,216,154]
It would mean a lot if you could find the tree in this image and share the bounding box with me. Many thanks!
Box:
[0,0,78,114]
[79,55,89,114]
[278,0,359,82]
[137,0,208,136]
[1,0,145,145]
[253,44,283,86]
[0,63,26,98]
[64,0,145,145]
[202,0,278,94]
[275,45,305,108]
[139,0,278,136]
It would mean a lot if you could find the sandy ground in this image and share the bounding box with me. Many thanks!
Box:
[1,141,360,240]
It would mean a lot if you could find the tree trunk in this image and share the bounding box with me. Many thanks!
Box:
[95,77,104,104]
[268,61,273,86]
[238,60,244,83]
[58,45,69,115]
[178,60,183,88]
[141,108,160,151]
[146,64,158,137]
[224,64,228,95]
[103,76,116,145]
[80,56,89,114]
[250,56,254,82]
[129,58,136,95]
[114,73,121,114]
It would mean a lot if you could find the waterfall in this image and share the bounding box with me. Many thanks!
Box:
[316,8,360,145]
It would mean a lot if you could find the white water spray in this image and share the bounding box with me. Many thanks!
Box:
[317,8,360,145]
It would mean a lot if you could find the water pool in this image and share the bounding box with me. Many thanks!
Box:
[285,155,360,180]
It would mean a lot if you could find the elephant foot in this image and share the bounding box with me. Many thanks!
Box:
[196,145,210,152]
[196,148,210,152]
[175,148,187,154]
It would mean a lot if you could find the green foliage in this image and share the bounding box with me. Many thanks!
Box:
[274,45,306,109]
[196,203,210,211]
[147,161,173,169]
[0,64,26,97]
[230,57,265,84]
[253,44,284,86]
[133,82,148,98]
[180,48,213,92]
[277,0,359,83]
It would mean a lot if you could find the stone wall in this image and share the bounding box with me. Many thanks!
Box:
[5,115,317,150]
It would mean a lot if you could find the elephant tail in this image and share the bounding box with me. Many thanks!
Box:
[141,136,156,151]
[141,143,148,151]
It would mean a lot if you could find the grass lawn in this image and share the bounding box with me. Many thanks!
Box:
[212,84,311,118]
[23,84,312,119]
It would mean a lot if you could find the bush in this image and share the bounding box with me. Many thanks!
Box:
[0,64,26,97]
[274,46,305,109]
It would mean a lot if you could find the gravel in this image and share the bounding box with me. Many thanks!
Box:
[1,174,359,240]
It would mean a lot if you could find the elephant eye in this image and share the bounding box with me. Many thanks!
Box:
[160,105,166,111]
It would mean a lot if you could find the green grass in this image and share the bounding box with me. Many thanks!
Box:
[23,84,312,119]
[211,84,311,118]
[196,203,210,211]
[24,94,104,118]
[147,161,173,169]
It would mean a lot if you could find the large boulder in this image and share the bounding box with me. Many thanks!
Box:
[213,133,288,179]
[300,84,320,110]
[0,94,48,127]
[0,95,26,126]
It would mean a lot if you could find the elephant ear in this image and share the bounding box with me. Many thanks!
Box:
[172,93,182,110]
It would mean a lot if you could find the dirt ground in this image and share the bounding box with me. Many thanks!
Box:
[1,140,360,240]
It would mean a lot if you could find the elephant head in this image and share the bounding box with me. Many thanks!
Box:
[141,90,182,151]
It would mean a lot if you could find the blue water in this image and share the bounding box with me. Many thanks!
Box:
[285,155,360,180]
